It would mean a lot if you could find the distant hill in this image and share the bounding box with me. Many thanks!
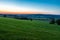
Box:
[0,14,60,19]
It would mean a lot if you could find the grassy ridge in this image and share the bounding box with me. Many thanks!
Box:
[0,17,60,40]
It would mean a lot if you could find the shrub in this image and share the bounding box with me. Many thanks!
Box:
[3,15,7,17]
[49,18,55,24]
[56,19,60,25]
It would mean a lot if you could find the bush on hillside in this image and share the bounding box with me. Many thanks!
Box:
[49,18,55,24]
[3,15,7,17]
[56,19,60,25]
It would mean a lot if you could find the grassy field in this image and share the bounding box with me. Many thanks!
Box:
[0,17,60,40]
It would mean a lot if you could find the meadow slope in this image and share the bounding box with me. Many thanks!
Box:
[0,17,60,40]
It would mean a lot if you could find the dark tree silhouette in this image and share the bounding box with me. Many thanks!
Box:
[3,15,7,17]
[49,18,55,24]
[56,19,60,25]
[30,19,32,21]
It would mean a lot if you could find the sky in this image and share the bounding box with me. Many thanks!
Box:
[0,0,60,14]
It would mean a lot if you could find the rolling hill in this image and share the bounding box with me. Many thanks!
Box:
[0,14,60,19]
[0,17,60,40]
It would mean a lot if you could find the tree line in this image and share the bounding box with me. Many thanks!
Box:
[2,14,60,25]
[49,18,60,25]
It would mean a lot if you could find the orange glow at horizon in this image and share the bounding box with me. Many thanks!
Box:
[0,10,59,15]
[0,10,52,14]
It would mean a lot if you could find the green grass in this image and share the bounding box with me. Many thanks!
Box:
[0,17,60,40]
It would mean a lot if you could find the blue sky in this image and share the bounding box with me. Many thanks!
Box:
[0,0,60,14]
